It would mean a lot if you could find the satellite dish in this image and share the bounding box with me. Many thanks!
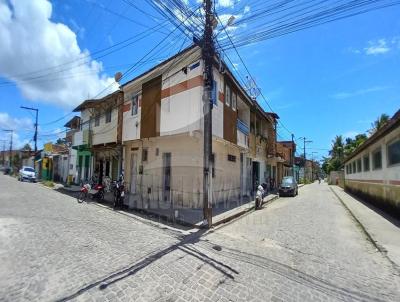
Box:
[114,72,123,83]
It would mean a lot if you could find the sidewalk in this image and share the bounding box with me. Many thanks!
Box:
[330,185,400,270]
[57,183,279,227]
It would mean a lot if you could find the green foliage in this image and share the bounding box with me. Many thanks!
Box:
[369,113,390,135]
[42,181,54,188]
[323,113,388,175]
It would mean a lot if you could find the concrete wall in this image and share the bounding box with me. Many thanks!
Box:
[344,125,400,215]
[123,133,248,209]
[91,107,118,145]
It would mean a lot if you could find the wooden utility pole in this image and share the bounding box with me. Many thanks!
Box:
[202,0,214,227]
[20,106,39,153]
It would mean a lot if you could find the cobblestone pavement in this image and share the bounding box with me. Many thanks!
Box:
[1,175,399,302]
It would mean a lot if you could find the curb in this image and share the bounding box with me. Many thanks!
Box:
[212,195,279,228]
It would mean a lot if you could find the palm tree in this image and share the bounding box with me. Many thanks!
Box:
[369,114,390,134]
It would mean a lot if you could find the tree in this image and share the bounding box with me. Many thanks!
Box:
[369,113,390,134]
[56,138,67,145]
[22,143,32,151]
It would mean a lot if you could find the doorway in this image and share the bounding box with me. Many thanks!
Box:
[130,152,138,194]
[162,153,171,202]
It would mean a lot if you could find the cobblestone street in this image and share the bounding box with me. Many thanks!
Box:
[1,175,399,302]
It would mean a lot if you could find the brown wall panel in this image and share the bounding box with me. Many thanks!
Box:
[223,104,237,144]
[140,76,161,138]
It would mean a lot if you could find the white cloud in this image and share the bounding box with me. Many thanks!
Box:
[217,0,235,8]
[0,112,34,148]
[331,86,389,99]
[0,112,33,131]
[364,39,390,55]
[0,0,118,109]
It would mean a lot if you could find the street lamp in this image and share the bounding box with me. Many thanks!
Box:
[2,129,13,168]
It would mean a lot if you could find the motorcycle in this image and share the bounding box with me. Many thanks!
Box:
[113,175,125,209]
[77,180,105,203]
[255,184,266,210]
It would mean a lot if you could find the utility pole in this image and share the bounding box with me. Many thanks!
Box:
[291,134,295,178]
[300,137,312,181]
[0,140,6,166]
[20,106,39,153]
[202,0,214,227]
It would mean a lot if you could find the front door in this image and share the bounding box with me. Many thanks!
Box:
[162,153,171,202]
[130,152,138,194]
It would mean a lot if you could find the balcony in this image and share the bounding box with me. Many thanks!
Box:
[237,119,249,148]
[72,129,91,147]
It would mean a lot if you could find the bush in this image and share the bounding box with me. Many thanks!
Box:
[299,178,312,185]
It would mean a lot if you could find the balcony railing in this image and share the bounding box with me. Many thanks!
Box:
[72,129,91,147]
[237,119,249,135]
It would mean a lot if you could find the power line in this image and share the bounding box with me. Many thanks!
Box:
[215,12,294,137]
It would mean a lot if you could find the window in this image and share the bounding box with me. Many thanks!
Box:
[94,115,100,127]
[387,139,400,166]
[225,84,231,107]
[357,158,362,172]
[131,95,138,116]
[352,161,356,173]
[232,92,237,111]
[363,155,370,171]
[348,164,352,174]
[227,154,236,162]
[105,109,112,123]
[372,148,382,170]
[142,148,148,162]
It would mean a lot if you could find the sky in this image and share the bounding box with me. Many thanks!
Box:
[0,0,399,162]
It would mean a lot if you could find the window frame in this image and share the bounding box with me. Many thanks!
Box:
[356,158,362,173]
[94,114,100,127]
[387,138,400,167]
[105,108,112,123]
[372,147,382,170]
[225,83,231,107]
[363,154,370,172]
[131,94,139,116]
[232,91,237,111]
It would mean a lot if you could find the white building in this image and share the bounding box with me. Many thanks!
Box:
[120,45,279,218]
[344,109,400,216]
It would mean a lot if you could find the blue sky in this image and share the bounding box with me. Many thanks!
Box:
[0,0,399,162]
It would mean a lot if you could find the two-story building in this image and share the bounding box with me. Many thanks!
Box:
[276,140,296,184]
[120,45,279,215]
[72,90,124,183]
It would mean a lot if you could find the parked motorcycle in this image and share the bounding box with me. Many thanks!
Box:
[112,175,125,209]
[77,180,105,203]
[255,184,265,210]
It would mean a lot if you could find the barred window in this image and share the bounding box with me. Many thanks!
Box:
[363,155,370,171]
[227,154,236,162]
[372,148,382,170]
[388,139,400,166]
[105,109,112,123]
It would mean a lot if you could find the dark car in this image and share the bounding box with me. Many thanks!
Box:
[279,176,298,197]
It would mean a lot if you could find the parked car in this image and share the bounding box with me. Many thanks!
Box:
[18,166,37,182]
[279,176,298,197]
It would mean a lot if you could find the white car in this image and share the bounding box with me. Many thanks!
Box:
[19,166,37,182]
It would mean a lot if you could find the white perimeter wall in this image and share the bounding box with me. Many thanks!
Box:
[345,126,400,183]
